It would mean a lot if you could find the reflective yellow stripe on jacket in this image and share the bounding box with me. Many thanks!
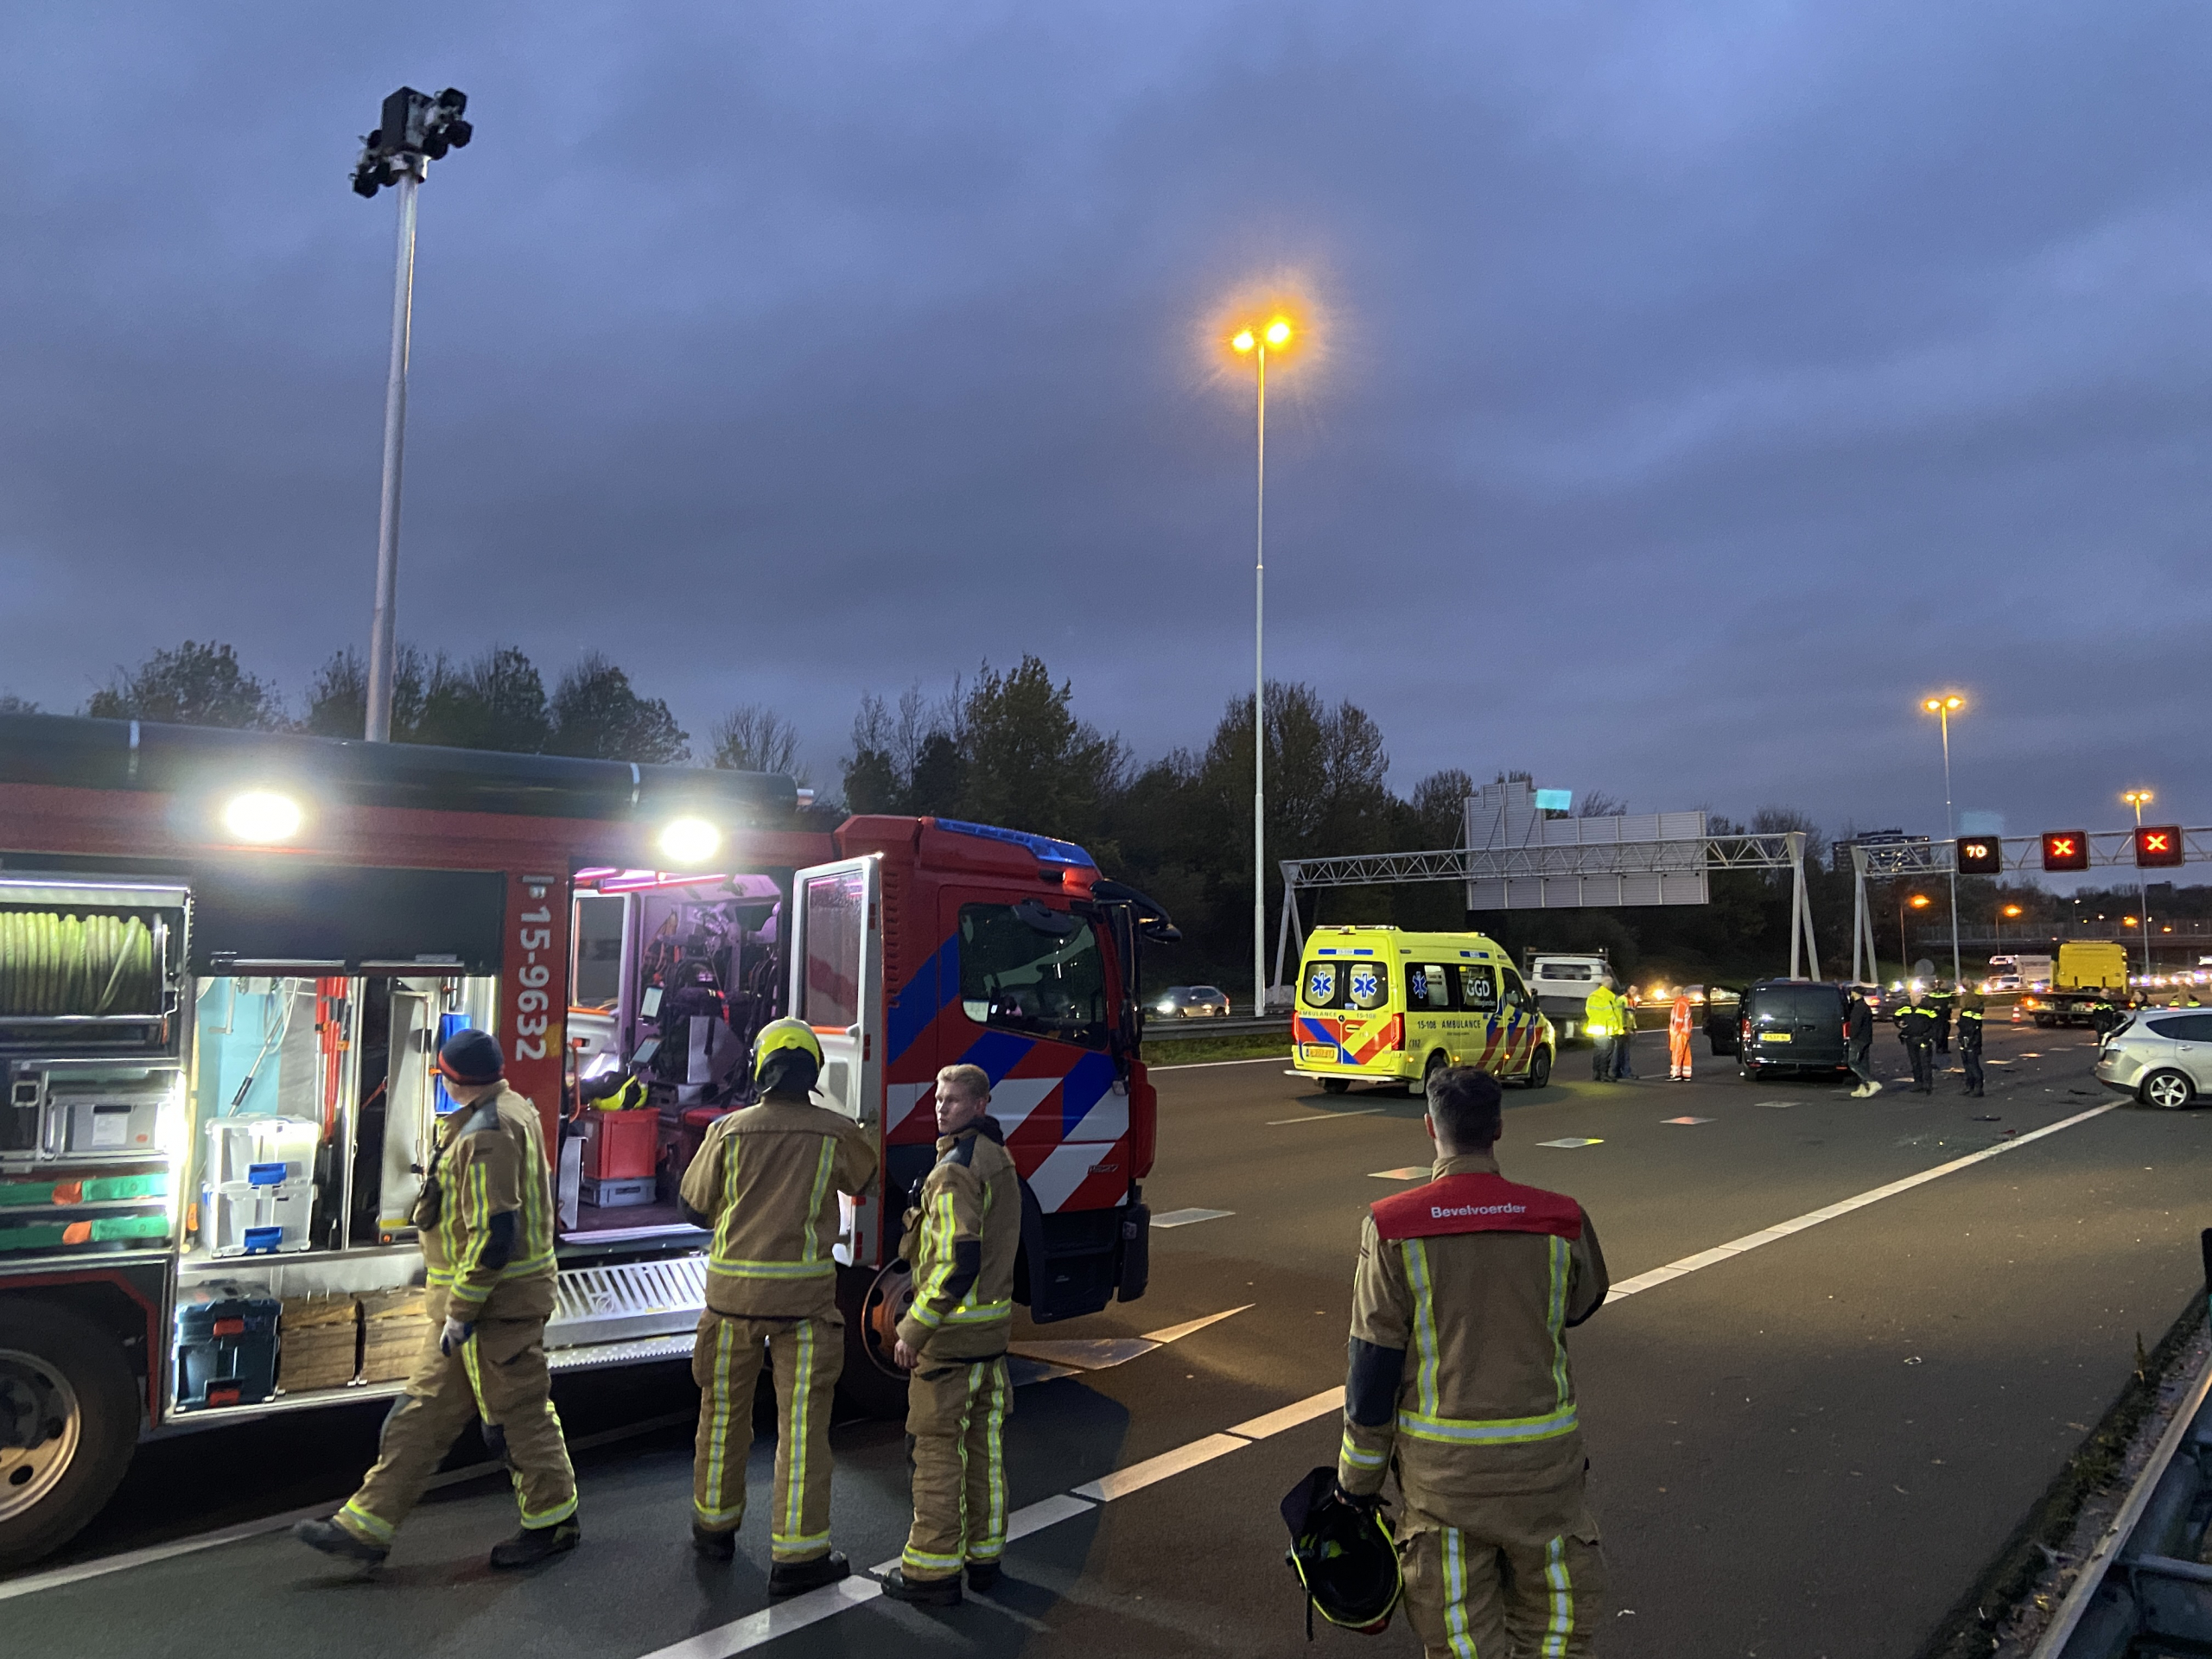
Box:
[908,1184,1013,1329]
[1397,1234,1580,1446]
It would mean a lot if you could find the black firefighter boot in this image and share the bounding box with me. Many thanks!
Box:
[490,1518,581,1569]
[769,1551,851,1598]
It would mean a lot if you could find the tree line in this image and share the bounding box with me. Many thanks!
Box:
[14,636,1986,988]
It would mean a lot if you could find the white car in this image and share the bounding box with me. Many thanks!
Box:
[2094,1010,2212,1109]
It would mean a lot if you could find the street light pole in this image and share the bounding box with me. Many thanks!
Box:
[365,156,422,744]
[350,86,471,743]
[1252,338,1267,1021]
[1921,696,1965,986]
[2124,791,2156,980]
[1230,314,1293,1016]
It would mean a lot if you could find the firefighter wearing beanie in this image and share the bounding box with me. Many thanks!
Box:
[295,1028,578,1571]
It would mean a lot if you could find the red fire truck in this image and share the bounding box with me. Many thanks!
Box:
[0,713,1171,1567]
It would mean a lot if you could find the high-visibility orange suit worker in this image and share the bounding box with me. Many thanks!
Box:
[1669,992,1694,1082]
[1338,1065,1610,1657]
[679,1018,877,1595]
[296,1028,577,1571]
[880,1062,1021,1608]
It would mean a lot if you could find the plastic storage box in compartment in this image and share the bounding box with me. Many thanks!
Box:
[3,1061,181,1168]
[175,1294,279,1409]
[205,1116,318,1185]
[202,1177,312,1255]
[582,1174,655,1208]
[582,1109,659,1180]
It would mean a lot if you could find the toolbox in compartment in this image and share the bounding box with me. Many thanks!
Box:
[175,1294,279,1409]
[582,1108,659,1181]
[582,1174,655,1208]
[205,1116,318,1185]
[201,1116,316,1256]
[3,1059,181,1168]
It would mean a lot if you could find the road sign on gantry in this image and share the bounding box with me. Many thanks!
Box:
[2041,831,2089,873]
[1955,836,2001,874]
[2135,825,2185,868]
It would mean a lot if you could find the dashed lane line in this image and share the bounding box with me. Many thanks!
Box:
[1266,1108,1384,1127]
[1608,1101,2121,1300]
[1150,1207,1236,1228]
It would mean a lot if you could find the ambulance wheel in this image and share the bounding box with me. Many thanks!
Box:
[0,1299,139,1570]
[1519,1047,1553,1090]
[1320,1078,1351,1095]
[834,1263,914,1421]
[1410,1052,1447,1096]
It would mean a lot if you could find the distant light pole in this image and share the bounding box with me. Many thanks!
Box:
[352,87,472,741]
[1231,314,1294,1016]
[1903,892,1931,973]
[1999,902,2023,944]
[2123,789,2157,979]
[1920,695,1966,986]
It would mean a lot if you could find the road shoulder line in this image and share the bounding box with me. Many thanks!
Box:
[1608,1102,2121,1300]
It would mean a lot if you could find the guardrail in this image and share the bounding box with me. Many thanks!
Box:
[2033,1233,2212,1657]
[1141,1014,1290,1041]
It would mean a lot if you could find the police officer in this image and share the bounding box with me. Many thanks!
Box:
[1929,978,1955,1056]
[1956,987,1986,1097]
[679,1018,876,1592]
[1338,1067,1609,1656]
[881,1063,1020,1606]
[2089,993,2120,1039]
[1894,986,1939,1094]
[1583,979,1618,1084]
[296,1030,577,1569]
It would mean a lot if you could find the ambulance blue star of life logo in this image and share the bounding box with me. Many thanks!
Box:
[1351,968,1380,1004]
[1408,969,1427,1002]
[1307,965,1335,1002]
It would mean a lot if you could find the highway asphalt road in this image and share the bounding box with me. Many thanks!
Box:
[8,1020,2209,1659]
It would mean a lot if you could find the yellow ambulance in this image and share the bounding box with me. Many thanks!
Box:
[1292,925,1556,1093]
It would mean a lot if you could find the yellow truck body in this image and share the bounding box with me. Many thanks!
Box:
[2056,941,2130,991]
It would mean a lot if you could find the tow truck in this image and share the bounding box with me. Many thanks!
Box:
[0,712,1173,1567]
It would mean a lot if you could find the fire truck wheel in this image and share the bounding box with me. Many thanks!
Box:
[0,1300,139,1570]
[834,1264,914,1421]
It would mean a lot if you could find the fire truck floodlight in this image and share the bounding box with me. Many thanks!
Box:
[222,789,304,843]
[658,817,721,865]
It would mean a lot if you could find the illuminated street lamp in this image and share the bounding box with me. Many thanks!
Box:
[2123,789,2157,977]
[1230,312,1295,1016]
[1998,901,2023,943]
[1919,695,1966,987]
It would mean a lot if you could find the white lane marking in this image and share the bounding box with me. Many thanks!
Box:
[1141,1305,1253,1344]
[644,1574,885,1659]
[1608,1102,2121,1300]
[1151,1207,1235,1229]
[1006,1492,1096,1541]
[1228,1387,1344,1441]
[1266,1109,1384,1127]
[0,1409,697,1603]
[1535,1137,1604,1148]
[1007,1305,1253,1372]
[1662,1116,1713,1126]
[1369,1166,1428,1180]
[1754,1100,1796,1108]
[1071,1433,1251,1502]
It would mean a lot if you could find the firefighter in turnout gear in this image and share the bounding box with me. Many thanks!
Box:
[881,1064,1021,1607]
[1338,1066,1611,1657]
[1956,988,1986,1097]
[296,1030,577,1570]
[1895,987,1939,1094]
[678,1017,877,1593]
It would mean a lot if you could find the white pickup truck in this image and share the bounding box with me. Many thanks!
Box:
[1523,953,1616,1040]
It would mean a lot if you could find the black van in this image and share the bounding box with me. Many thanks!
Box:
[1707,979,1850,1080]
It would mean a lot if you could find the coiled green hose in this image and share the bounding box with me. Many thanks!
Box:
[0,912,157,1016]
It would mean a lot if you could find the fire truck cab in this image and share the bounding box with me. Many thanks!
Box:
[0,714,1170,1567]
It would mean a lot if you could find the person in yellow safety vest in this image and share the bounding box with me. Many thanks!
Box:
[1338,1066,1611,1656]
[1668,991,1694,1081]
[1583,980,1620,1084]
[880,1063,1021,1607]
[296,1028,577,1571]
[677,1017,877,1593]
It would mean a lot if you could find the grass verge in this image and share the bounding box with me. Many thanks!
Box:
[1140,1033,1290,1067]
[1914,1290,2209,1659]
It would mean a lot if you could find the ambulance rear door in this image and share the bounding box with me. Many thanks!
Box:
[788,855,884,1268]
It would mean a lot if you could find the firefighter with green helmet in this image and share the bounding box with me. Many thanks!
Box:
[678,1016,877,1593]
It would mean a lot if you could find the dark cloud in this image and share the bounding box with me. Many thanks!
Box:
[2,2,2207,849]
